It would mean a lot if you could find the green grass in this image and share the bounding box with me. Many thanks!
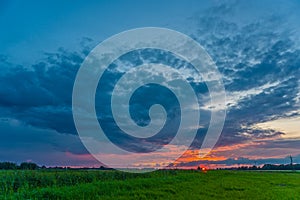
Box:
[0,170,299,199]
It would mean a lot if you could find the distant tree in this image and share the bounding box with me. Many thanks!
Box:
[0,162,17,170]
[20,162,39,170]
[250,165,258,170]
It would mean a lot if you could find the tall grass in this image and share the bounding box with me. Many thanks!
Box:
[0,170,299,199]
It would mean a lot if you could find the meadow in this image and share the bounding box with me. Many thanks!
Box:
[0,169,299,199]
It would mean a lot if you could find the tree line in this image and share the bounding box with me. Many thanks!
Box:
[0,162,40,170]
[0,162,114,170]
[218,164,300,171]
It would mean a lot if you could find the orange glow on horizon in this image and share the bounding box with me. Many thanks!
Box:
[64,136,299,169]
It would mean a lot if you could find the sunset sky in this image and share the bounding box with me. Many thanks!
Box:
[0,0,299,168]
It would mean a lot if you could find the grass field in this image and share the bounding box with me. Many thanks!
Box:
[0,169,299,199]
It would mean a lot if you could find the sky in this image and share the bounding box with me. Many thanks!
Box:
[0,0,299,168]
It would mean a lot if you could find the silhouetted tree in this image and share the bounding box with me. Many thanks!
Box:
[0,162,17,170]
[20,162,39,170]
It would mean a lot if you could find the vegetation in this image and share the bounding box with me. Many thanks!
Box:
[0,169,299,199]
[221,164,300,171]
[0,162,39,170]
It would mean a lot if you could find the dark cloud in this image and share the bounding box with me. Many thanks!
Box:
[0,118,93,166]
[0,40,95,134]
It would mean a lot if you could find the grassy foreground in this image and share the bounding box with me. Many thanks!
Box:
[0,169,299,199]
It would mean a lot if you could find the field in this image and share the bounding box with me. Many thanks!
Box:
[0,170,299,199]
